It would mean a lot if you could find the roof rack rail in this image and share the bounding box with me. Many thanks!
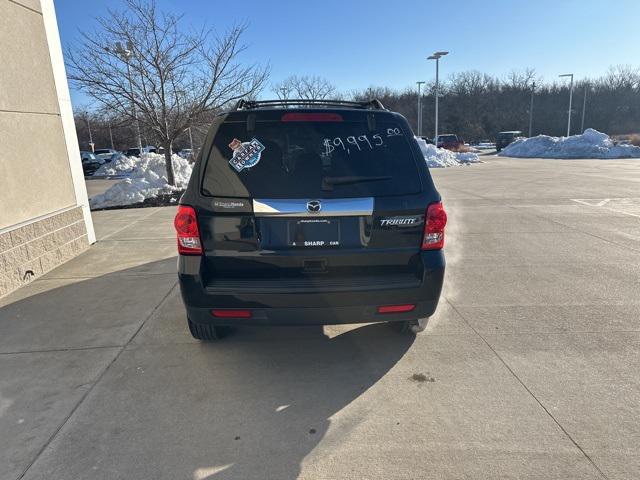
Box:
[233,98,386,111]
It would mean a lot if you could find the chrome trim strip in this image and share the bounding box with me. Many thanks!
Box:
[253,198,374,217]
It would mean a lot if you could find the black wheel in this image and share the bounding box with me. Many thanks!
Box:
[392,317,429,334]
[187,317,232,341]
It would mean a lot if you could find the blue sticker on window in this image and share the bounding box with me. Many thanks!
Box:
[228,137,265,172]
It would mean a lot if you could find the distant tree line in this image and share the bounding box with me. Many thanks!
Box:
[351,65,640,142]
[76,65,640,153]
[73,109,213,153]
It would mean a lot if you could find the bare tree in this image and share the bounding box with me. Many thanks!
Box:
[66,0,269,185]
[505,68,539,90]
[273,75,338,100]
[600,65,640,90]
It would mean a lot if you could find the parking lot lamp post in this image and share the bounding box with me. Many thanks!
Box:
[416,81,425,136]
[580,83,589,133]
[428,51,448,144]
[85,115,94,152]
[113,42,143,151]
[188,126,194,151]
[108,121,115,150]
[528,81,535,137]
[559,73,574,136]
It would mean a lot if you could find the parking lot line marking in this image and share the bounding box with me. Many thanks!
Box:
[571,198,640,219]
[99,208,163,241]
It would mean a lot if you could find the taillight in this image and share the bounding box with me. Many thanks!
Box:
[174,205,203,255]
[211,309,252,318]
[281,113,343,122]
[377,304,416,314]
[421,202,447,250]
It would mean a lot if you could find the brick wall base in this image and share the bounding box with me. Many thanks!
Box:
[0,207,88,297]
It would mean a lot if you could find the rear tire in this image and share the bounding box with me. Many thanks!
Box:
[392,317,429,334]
[187,317,231,341]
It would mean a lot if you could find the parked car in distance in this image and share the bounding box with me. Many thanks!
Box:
[175,99,447,341]
[496,131,524,152]
[94,148,120,162]
[94,148,118,155]
[436,134,464,151]
[80,151,102,175]
[125,148,142,156]
[178,148,194,159]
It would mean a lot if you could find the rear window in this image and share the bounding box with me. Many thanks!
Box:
[438,135,458,142]
[202,118,422,199]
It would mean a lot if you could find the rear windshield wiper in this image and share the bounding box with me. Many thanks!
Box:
[321,175,392,190]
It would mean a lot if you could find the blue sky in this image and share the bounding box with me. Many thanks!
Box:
[55,0,640,107]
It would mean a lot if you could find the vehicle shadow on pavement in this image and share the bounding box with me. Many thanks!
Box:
[0,258,415,480]
[188,323,415,480]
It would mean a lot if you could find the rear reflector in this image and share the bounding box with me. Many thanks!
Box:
[174,205,203,255]
[421,201,447,250]
[211,309,252,318]
[377,304,416,314]
[281,112,343,122]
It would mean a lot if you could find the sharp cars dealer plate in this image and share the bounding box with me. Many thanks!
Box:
[289,218,340,247]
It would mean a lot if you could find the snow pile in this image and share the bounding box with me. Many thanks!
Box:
[90,153,193,209]
[416,138,481,167]
[93,155,138,176]
[500,128,640,159]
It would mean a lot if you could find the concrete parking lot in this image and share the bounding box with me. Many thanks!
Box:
[1,156,639,480]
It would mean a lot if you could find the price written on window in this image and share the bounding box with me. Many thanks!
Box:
[323,128,403,155]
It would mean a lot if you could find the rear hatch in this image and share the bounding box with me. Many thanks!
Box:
[195,109,434,291]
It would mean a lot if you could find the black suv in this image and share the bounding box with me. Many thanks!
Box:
[496,131,523,152]
[175,99,447,340]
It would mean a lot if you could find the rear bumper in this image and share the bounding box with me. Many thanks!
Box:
[186,302,439,326]
[178,250,445,326]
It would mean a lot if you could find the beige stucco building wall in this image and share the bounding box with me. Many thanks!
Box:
[0,0,95,297]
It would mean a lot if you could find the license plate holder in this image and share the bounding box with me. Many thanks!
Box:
[288,218,340,248]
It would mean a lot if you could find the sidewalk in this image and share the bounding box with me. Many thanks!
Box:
[0,207,179,480]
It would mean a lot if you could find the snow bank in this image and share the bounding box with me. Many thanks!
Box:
[90,153,193,209]
[416,138,481,167]
[93,155,138,176]
[500,128,640,159]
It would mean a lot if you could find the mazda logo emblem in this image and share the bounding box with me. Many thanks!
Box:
[306,200,321,213]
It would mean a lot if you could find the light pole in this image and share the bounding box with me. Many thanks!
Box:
[111,41,143,151]
[559,73,574,136]
[85,115,94,152]
[416,81,425,136]
[428,51,448,144]
[188,126,194,151]
[580,83,589,133]
[107,121,115,150]
[280,86,288,100]
[528,81,535,137]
